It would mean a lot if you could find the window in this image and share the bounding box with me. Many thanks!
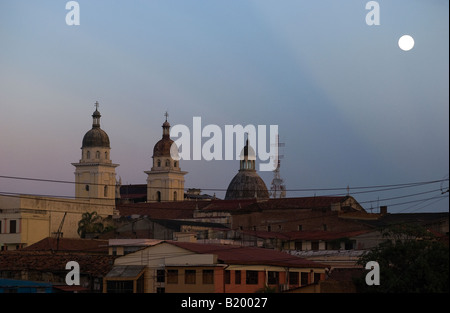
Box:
[174,161,177,167]
[167,270,178,284]
[345,241,354,250]
[235,271,241,284]
[156,270,165,283]
[156,191,161,202]
[202,270,214,284]
[246,271,258,285]
[267,225,271,232]
[85,185,89,191]
[10,220,17,234]
[323,224,327,231]
[157,159,161,167]
[298,225,303,231]
[301,272,309,286]
[96,151,100,159]
[185,270,196,284]
[295,241,303,250]
[106,280,134,293]
[289,272,299,285]
[165,160,170,167]
[314,273,321,283]
[105,151,108,159]
[311,241,319,251]
[225,271,231,284]
[104,185,108,197]
[173,191,177,201]
[87,151,91,159]
[267,271,279,285]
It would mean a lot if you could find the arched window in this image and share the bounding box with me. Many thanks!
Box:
[105,151,108,159]
[156,191,161,202]
[165,159,170,167]
[174,161,177,168]
[157,159,161,167]
[174,191,177,201]
[87,151,91,159]
[96,151,100,159]
[104,185,108,197]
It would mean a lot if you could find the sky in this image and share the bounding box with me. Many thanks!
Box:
[0,0,448,213]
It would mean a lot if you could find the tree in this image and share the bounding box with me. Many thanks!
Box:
[77,211,105,238]
[355,224,449,293]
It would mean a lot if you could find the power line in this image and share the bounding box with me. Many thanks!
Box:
[0,174,447,193]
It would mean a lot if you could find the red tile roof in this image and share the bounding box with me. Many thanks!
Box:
[117,201,210,219]
[240,230,369,241]
[283,230,369,241]
[168,241,327,268]
[22,237,109,254]
[0,251,116,277]
[257,197,348,210]
[117,196,353,218]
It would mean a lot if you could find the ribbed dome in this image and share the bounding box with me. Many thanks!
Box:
[225,171,269,200]
[82,108,110,148]
[82,128,110,148]
[153,115,179,158]
[153,137,174,157]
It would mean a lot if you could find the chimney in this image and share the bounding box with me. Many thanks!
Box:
[380,206,388,215]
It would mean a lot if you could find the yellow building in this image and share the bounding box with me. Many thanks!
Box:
[103,241,327,293]
[0,103,117,250]
[145,114,187,202]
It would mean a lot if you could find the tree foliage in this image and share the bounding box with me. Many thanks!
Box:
[77,211,105,238]
[355,224,449,293]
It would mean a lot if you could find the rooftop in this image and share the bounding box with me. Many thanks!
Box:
[169,241,327,268]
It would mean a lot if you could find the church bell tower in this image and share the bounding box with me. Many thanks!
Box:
[72,102,119,202]
[145,113,187,202]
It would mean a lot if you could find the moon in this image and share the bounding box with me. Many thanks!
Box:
[398,35,415,51]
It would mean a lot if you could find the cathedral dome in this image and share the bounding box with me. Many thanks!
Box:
[225,140,269,200]
[225,171,269,200]
[82,108,110,148]
[153,114,179,158]
[153,137,174,157]
[82,128,110,148]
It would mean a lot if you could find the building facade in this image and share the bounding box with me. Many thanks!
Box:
[103,241,327,293]
[0,104,117,250]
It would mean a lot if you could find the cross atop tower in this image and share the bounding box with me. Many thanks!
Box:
[164,111,169,121]
[95,101,100,111]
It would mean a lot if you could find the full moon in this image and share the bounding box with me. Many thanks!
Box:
[398,35,415,51]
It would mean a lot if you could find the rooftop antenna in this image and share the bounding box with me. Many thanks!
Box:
[270,135,286,198]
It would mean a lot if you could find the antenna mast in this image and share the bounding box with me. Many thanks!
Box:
[270,135,286,198]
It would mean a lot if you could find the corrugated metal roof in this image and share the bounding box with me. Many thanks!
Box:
[105,265,146,278]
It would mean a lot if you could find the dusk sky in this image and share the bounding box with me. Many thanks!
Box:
[0,0,448,213]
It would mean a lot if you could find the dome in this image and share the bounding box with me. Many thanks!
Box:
[153,115,179,159]
[153,137,175,157]
[82,127,110,148]
[81,108,110,148]
[225,170,269,200]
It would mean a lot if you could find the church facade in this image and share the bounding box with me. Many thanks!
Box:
[0,104,117,250]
